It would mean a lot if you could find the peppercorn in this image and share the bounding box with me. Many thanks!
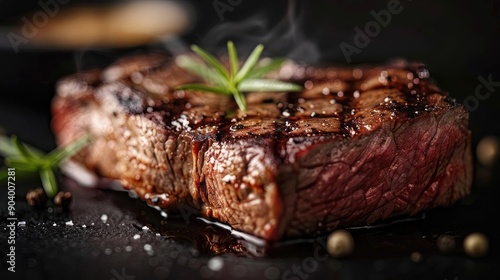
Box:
[464,232,489,258]
[26,188,47,208]
[53,191,73,210]
[327,229,354,258]
[437,234,456,254]
[410,251,424,263]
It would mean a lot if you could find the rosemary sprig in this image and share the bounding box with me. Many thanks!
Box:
[175,41,302,111]
[0,134,90,198]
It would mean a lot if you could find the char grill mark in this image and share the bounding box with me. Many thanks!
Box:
[52,54,472,240]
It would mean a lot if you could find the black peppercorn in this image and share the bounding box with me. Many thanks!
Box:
[53,191,73,210]
[26,188,47,208]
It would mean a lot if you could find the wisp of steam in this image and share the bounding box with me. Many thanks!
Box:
[163,0,321,64]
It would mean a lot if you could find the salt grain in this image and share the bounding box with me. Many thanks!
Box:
[100,214,108,223]
[207,256,224,271]
[353,90,360,99]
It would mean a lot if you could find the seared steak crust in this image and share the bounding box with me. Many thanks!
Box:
[52,53,472,240]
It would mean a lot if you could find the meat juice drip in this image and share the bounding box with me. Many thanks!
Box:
[132,187,429,258]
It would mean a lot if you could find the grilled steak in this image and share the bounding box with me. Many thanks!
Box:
[51,53,472,241]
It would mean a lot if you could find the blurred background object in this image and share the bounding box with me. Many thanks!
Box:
[23,0,191,49]
[1,0,193,50]
[476,136,500,167]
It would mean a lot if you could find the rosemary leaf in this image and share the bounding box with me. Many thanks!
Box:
[177,84,232,95]
[227,41,239,78]
[1,135,44,158]
[11,135,44,160]
[233,90,247,111]
[1,133,91,198]
[0,136,19,158]
[191,45,230,80]
[44,134,91,166]
[0,167,37,182]
[4,157,39,172]
[40,167,58,198]
[246,58,286,79]
[235,44,264,82]
[238,79,303,92]
[175,55,227,86]
[175,42,302,112]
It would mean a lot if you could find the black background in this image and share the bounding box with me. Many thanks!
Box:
[1,0,500,279]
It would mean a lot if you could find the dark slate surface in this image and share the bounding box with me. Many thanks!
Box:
[1,164,500,280]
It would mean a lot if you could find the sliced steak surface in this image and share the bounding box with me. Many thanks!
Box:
[51,53,472,240]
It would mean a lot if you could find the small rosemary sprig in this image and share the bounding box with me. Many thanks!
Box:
[0,134,90,198]
[175,41,302,111]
